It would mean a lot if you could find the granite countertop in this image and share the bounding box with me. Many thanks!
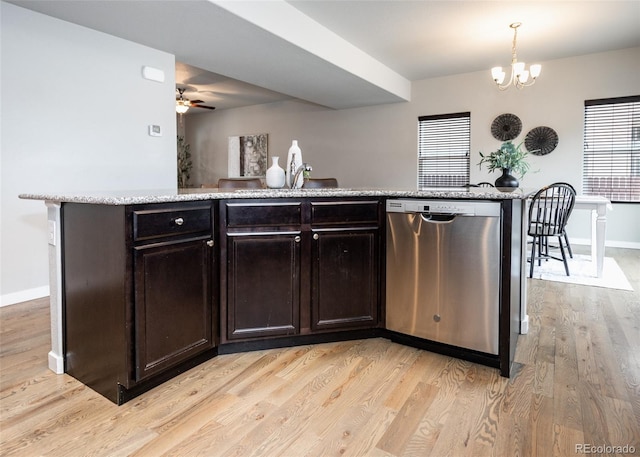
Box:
[19,186,534,205]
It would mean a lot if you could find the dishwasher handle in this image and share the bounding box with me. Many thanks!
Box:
[419,213,459,223]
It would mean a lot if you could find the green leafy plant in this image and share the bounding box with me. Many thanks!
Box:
[478,140,530,178]
[177,136,192,188]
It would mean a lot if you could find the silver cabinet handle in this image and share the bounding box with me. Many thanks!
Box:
[294,235,301,243]
[206,240,214,247]
[313,233,319,240]
[174,217,184,226]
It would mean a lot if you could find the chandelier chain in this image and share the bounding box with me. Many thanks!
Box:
[511,25,519,64]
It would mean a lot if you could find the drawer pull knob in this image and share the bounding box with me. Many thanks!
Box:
[174,217,184,226]
[206,240,214,247]
[313,233,319,240]
[294,235,301,243]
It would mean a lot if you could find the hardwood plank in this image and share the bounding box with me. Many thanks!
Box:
[376,382,439,455]
[528,393,555,457]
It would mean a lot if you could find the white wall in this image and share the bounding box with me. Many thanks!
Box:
[186,47,640,246]
[1,2,177,305]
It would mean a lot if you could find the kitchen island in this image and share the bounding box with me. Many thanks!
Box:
[21,187,531,404]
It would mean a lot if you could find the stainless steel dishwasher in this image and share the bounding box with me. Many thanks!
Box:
[386,199,501,355]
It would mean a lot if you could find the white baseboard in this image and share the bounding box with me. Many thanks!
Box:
[569,238,640,250]
[0,286,50,307]
[48,351,65,374]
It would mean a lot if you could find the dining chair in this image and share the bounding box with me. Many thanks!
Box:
[302,178,339,188]
[544,182,576,259]
[217,178,263,189]
[527,182,576,278]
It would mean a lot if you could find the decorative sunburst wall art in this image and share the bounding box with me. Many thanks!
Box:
[525,126,559,155]
[491,113,522,141]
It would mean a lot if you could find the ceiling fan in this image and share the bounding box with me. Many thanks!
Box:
[175,87,215,114]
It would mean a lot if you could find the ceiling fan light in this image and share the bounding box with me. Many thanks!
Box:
[176,103,189,114]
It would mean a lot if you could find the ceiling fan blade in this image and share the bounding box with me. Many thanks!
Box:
[192,104,216,110]
[189,100,205,104]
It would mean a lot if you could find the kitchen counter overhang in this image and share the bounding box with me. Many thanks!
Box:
[19,186,534,205]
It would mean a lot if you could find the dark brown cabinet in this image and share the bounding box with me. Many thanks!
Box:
[310,200,381,331]
[133,238,213,381]
[226,233,301,340]
[220,198,382,344]
[221,200,303,342]
[311,230,378,330]
[62,201,217,404]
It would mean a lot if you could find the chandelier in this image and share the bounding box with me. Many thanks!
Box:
[491,22,541,90]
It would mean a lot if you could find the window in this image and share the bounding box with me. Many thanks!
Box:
[418,112,470,188]
[583,95,640,202]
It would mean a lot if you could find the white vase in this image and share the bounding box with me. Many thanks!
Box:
[265,156,285,188]
[285,140,303,188]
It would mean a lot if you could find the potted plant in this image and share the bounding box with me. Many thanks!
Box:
[177,136,192,188]
[478,140,530,189]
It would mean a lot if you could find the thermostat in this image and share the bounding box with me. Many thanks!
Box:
[148,125,162,137]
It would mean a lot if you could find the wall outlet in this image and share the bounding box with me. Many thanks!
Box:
[48,220,56,246]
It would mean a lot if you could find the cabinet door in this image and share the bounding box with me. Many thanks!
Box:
[311,230,379,331]
[226,233,301,340]
[134,238,214,382]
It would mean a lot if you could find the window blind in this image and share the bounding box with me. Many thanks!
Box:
[418,112,470,188]
[583,95,640,202]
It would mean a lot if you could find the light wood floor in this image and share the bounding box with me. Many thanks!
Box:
[1,247,639,457]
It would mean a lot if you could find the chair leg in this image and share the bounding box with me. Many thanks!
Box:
[558,235,570,276]
[530,235,536,278]
[564,232,573,258]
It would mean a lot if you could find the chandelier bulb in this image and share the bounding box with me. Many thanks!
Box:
[530,64,542,79]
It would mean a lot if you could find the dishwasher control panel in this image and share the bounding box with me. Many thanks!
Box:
[386,199,501,217]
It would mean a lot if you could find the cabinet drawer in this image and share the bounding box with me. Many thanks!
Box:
[225,201,302,228]
[133,205,211,241]
[311,200,380,226]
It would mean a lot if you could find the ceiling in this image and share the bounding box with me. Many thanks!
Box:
[8,1,640,112]
[175,62,294,112]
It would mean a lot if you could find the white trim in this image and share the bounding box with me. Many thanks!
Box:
[569,237,640,250]
[0,285,49,307]
[48,351,65,374]
[46,202,65,375]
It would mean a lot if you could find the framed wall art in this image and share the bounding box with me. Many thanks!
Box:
[228,133,268,177]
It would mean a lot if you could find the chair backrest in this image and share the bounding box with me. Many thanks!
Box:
[217,178,263,189]
[302,178,338,189]
[528,182,576,237]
